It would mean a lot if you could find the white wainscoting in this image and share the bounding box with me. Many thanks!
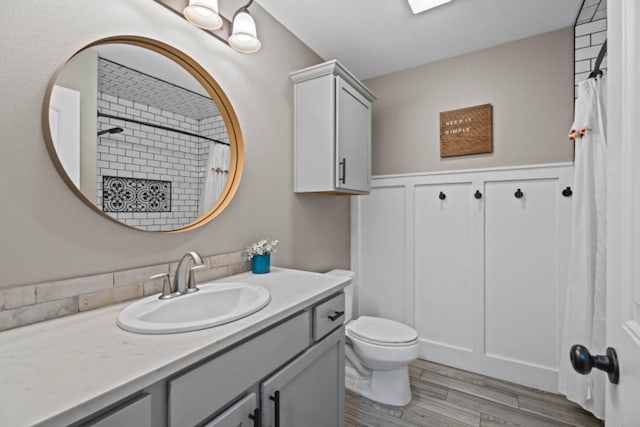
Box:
[351,163,573,392]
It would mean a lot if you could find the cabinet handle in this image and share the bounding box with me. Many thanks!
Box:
[248,408,260,427]
[514,188,524,199]
[328,310,344,321]
[270,390,280,427]
[474,190,482,199]
[339,158,346,184]
[439,191,446,200]
[562,186,573,197]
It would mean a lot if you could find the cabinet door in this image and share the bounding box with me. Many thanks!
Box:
[203,393,258,427]
[261,328,345,427]
[335,76,371,193]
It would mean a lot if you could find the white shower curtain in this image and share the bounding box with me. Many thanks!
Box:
[198,143,231,216]
[558,76,607,419]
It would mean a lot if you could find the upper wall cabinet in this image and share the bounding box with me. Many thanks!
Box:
[290,60,376,195]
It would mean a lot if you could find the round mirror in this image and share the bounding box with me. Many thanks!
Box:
[42,36,244,232]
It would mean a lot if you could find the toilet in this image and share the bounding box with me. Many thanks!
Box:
[326,270,419,406]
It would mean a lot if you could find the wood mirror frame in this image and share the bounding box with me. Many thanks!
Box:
[42,35,244,232]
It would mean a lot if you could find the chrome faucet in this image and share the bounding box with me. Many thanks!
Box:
[173,251,206,295]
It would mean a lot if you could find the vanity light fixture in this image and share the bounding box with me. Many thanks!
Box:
[229,0,261,53]
[183,0,223,30]
[407,0,452,14]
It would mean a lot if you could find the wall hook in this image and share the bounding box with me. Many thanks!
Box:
[474,190,482,199]
[515,188,524,199]
[562,186,573,197]
[439,191,446,200]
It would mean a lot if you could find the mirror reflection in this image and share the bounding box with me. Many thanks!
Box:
[47,41,234,231]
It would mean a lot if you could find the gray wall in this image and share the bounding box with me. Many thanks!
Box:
[364,28,575,176]
[0,0,350,288]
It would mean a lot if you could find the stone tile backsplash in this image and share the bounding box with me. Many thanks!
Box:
[0,250,250,331]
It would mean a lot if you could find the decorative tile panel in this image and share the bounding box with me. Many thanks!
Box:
[102,176,171,213]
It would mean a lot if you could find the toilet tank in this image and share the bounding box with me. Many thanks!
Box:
[325,269,354,322]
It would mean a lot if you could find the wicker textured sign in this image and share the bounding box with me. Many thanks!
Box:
[440,104,492,157]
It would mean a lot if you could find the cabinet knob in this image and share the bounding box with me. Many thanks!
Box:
[474,190,482,199]
[439,192,446,200]
[514,188,524,199]
[570,344,620,384]
[562,186,573,197]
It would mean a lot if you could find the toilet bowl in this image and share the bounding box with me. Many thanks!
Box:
[326,270,419,407]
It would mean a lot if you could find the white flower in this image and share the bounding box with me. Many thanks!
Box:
[245,238,279,260]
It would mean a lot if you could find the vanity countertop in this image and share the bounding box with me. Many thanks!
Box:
[0,268,349,427]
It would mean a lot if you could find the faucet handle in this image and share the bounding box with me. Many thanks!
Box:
[185,264,208,294]
[149,273,172,300]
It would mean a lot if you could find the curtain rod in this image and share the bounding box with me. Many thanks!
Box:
[97,111,230,146]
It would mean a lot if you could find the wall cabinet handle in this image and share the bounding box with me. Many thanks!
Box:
[269,391,280,427]
[339,158,346,184]
[474,190,482,199]
[328,311,344,321]
[562,186,573,197]
[439,191,446,200]
[514,188,524,199]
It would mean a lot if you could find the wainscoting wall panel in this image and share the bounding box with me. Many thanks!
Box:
[414,182,474,353]
[351,163,573,393]
[485,178,561,371]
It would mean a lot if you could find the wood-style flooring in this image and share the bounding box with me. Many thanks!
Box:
[345,359,604,427]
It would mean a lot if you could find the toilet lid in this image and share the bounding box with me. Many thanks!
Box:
[347,316,418,346]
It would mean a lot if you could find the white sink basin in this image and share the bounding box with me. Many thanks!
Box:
[117,282,271,334]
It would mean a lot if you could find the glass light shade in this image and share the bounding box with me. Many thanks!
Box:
[183,0,223,30]
[229,10,261,53]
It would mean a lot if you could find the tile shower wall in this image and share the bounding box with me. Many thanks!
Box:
[97,96,227,230]
[574,0,607,98]
[198,115,230,194]
[0,250,250,331]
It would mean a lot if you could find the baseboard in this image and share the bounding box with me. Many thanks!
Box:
[418,340,559,394]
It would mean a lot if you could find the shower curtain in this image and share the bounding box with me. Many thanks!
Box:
[198,143,230,216]
[558,76,607,419]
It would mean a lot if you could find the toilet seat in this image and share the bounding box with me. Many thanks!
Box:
[347,316,418,347]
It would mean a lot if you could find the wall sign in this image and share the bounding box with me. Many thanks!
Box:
[440,104,493,157]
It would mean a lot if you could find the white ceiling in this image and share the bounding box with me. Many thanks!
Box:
[256,0,583,80]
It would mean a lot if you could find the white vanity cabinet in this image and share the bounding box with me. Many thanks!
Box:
[290,60,376,195]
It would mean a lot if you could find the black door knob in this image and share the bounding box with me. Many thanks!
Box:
[514,189,524,199]
[439,192,446,200]
[570,344,620,384]
[474,190,482,199]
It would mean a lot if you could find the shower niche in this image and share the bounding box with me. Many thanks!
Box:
[43,36,244,232]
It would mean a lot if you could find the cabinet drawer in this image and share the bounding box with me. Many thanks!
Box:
[313,292,345,341]
[169,312,310,427]
[84,393,151,427]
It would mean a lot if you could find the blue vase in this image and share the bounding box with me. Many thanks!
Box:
[251,254,270,274]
